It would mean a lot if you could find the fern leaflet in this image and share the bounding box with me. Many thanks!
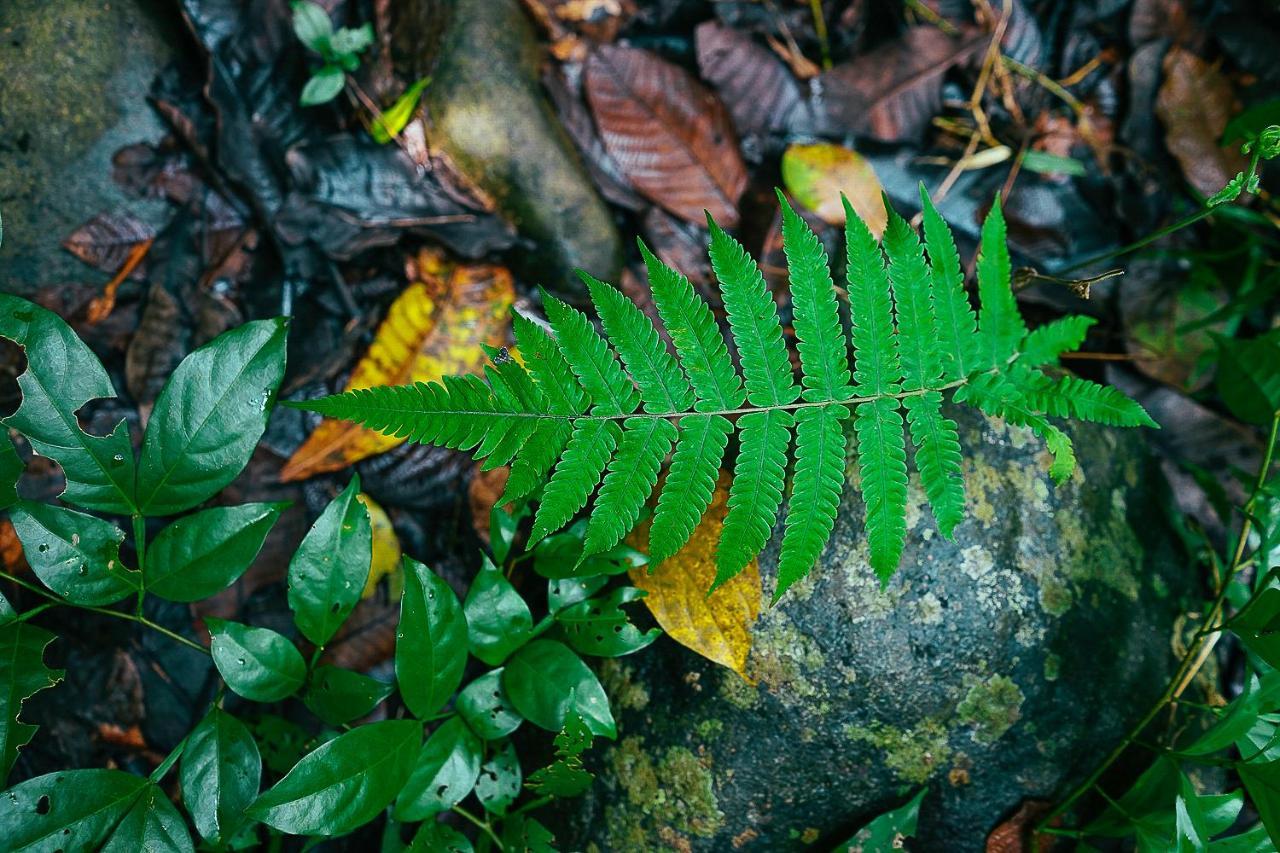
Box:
[295,191,1156,598]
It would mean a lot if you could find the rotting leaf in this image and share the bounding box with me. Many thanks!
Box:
[1156,46,1249,198]
[781,142,887,233]
[695,21,810,140]
[585,43,747,227]
[628,472,759,681]
[281,249,514,481]
[61,212,156,275]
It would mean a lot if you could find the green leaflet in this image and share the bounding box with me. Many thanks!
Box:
[206,618,306,703]
[648,415,732,566]
[287,476,372,647]
[180,708,261,846]
[776,404,847,601]
[296,189,1156,593]
[0,769,149,851]
[716,409,793,589]
[0,622,62,782]
[146,503,285,602]
[10,501,136,606]
[398,557,468,719]
[465,557,534,666]
[395,717,482,821]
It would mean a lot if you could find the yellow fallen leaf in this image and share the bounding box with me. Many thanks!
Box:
[781,141,887,236]
[628,472,760,682]
[356,493,402,598]
[282,249,514,481]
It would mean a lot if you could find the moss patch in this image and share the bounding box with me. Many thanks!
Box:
[956,675,1025,744]
[604,737,725,849]
[844,720,953,784]
[599,659,650,713]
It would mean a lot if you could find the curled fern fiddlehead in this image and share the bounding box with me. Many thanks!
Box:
[293,188,1155,600]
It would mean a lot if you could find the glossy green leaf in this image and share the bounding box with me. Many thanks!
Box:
[179,707,261,846]
[394,717,482,821]
[409,820,473,852]
[147,503,285,602]
[0,768,147,851]
[303,665,392,726]
[136,318,288,516]
[0,295,136,514]
[206,618,306,703]
[0,622,62,782]
[556,587,660,657]
[836,788,925,851]
[547,575,609,614]
[10,501,135,605]
[397,557,467,719]
[456,670,523,740]
[249,719,420,836]
[101,782,193,853]
[464,557,533,665]
[502,816,557,852]
[476,739,521,816]
[288,477,372,646]
[1238,758,1280,844]
[502,640,615,738]
[533,521,645,580]
[0,435,21,511]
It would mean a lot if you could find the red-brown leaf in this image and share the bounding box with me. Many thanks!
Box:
[62,212,156,274]
[695,21,810,139]
[585,43,747,226]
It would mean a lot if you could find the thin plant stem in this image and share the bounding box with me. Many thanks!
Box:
[1037,410,1280,834]
[452,805,504,850]
[807,0,831,70]
[1,572,210,656]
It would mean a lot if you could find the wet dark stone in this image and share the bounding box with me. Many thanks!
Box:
[555,409,1188,851]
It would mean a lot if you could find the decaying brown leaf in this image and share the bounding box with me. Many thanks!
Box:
[628,472,760,681]
[1155,46,1248,198]
[696,21,809,139]
[585,43,748,226]
[817,27,983,143]
[281,249,514,481]
[62,212,156,274]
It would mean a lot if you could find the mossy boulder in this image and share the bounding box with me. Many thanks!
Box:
[0,0,179,293]
[557,409,1187,851]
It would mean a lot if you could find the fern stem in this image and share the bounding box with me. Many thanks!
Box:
[1036,409,1280,835]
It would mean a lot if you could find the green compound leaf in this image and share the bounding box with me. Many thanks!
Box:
[398,557,467,719]
[503,639,615,738]
[0,294,136,514]
[555,586,660,657]
[147,503,285,602]
[206,618,306,703]
[180,707,261,847]
[249,720,420,836]
[294,189,1151,593]
[137,318,288,516]
[0,769,150,851]
[287,476,372,646]
[395,717,482,822]
[10,501,136,606]
[101,782,194,853]
[464,557,534,666]
[0,622,62,782]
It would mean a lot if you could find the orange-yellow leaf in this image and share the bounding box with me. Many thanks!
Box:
[281,249,514,481]
[628,472,760,681]
[781,141,887,235]
[357,493,402,598]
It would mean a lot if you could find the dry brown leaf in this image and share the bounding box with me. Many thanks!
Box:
[1155,46,1248,198]
[585,43,747,227]
[628,472,760,681]
[468,464,510,544]
[62,212,155,274]
[281,249,514,481]
[696,21,809,139]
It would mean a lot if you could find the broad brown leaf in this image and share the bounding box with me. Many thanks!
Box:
[1155,46,1248,198]
[817,27,983,143]
[695,21,809,139]
[281,249,514,481]
[62,212,156,274]
[585,43,747,226]
[628,472,760,681]
[126,283,189,425]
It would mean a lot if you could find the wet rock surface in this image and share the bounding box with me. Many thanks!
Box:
[557,409,1188,852]
[418,0,623,299]
[0,0,181,293]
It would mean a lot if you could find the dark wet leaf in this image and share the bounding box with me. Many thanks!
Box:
[62,212,156,274]
[10,501,136,606]
[1156,46,1250,198]
[147,503,285,602]
[502,639,615,738]
[0,769,147,851]
[815,27,982,143]
[456,669,523,740]
[206,618,306,703]
[397,557,467,719]
[126,282,190,424]
[287,476,372,646]
[695,21,810,139]
[302,665,392,725]
[585,43,747,227]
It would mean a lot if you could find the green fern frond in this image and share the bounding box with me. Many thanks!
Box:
[295,189,1156,598]
[776,191,853,402]
[648,415,732,566]
[707,215,800,407]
